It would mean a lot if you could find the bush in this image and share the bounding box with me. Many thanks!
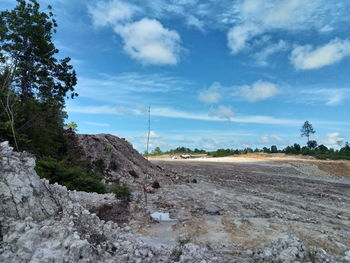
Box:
[94,159,106,173]
[104,146,112,153]
[109,160,119,171]
[270,145,278,153]
[35,157,106,194]
[112,184,132,201]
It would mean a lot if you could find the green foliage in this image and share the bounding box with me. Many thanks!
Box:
[0,0,77,157]
[64,121,78,132]
[262,147,270,153]
[166,147,206,155]
[209,148,235,157]
[171,248,182,262]
[109,160,119,171]
[177,236,190,246]
[35,157,106,194]
[307,140,318,150]
[171,236,191,262]
[111,184,132,201]
[284,143,301,154]
[283,142,350,160]
[270,145,278,153]
[104,146,112,153]
[151,146,163,155]
[307,249,317,263]
[93,159,106,173]
[301,120,315,142]
[0,0,77,101]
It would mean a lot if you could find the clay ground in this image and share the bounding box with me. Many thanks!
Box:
[137,157,350,257]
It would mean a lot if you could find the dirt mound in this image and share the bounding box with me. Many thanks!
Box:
[73,133,182,187]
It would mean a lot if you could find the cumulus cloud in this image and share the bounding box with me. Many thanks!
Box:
[323,133,345,147]
[227,0,335,54]
[237,80,279,102]
[227,23,263,53]
[290,38,350,70]
[208,106,234,121]
[88,1,182,65]
[88,0,138,27]
[198,82,222,103]
[115,18,182,65]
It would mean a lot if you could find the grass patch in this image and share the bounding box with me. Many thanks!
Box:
[111,184,132,201]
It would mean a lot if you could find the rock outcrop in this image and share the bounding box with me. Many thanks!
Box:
[0,141,215,262]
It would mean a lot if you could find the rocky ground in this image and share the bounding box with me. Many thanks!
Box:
[0,141,219,263]
[142,159,350,262]
[1,137,350,262]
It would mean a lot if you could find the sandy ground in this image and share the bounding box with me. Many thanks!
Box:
[136,157,350,258]
[149,153,350,178]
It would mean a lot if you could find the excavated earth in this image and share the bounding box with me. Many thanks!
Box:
[143,159,350,262]
[1,134,350,262]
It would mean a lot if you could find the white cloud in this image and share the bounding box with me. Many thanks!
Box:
[67,105,117,114]
[199,138,222,150]
[227,0,336,54]
[74,72,190,105]
[143,130,162,139]
[141,130,171,149]
[85,121,111,127]
[258,134,285,145]
[238,80,279,102]
[323,133,345,147]
[186,15,205,31]
[117,106,137,115]
[88,0,138,27]
[88,1,183,65]
[227,23,262,53]
[67,104,350,127]
[240,139,252,149]
[300,88,349,106]
[254,40,288,66]
[198,82,222,103]
[208,106,235,121]
[115,18,182,65]
[290,39,350,70]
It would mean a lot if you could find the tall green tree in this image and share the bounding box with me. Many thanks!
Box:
[300,120,315,143]
[0,0,77,156]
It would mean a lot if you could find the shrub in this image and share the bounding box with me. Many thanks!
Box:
[104,146,112,153]
[94,159,106,173]
[112,184,132,201]
[270,145,278,153]
[35,157,106,194]
[109,160,119,171]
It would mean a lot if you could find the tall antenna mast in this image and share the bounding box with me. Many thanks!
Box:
[146,104,151,159]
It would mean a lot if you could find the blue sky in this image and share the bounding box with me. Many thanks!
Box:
[2,0,350,151]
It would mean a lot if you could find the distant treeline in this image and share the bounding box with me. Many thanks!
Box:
[147,143,350,160]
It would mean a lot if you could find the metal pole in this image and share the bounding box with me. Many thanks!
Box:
[146,104,151,160]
